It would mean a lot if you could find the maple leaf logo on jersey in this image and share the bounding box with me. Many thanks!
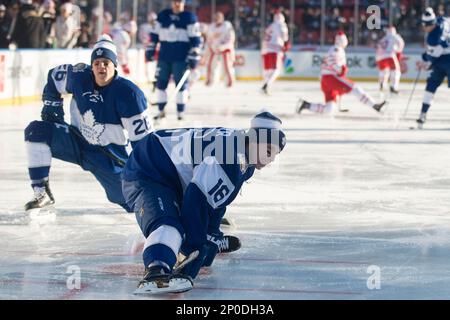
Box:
[79,109,105,145]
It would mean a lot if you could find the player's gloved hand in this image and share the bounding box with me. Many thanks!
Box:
[282,40,291,52]
[175,243,210,279]
[417,60,431,70]
[186,48,201,69]
[396,52,403,63]
[145,43,157,62]
[41,99,64,123]
[338,65,348,77]
[121,64,130,75]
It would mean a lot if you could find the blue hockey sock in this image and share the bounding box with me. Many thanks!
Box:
[143,243,176,271]
[421,103,430,114]
[28,166,50,188]
[177,103,185,113]
[158,103,166,112]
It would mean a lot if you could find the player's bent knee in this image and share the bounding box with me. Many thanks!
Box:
[24,120,53,145]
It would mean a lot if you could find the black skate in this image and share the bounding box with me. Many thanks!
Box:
[177,112,184,121]
[372,101,386,112]
[134,262,193,294]
[416,113,426,129]
[261,83,268,95]
[296,99,311,114]
[390,87,399,94]
[153,111,166,121]
[25,181,55,211]
[208,235,241,254]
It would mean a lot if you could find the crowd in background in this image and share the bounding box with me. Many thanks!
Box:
[0,0,449,50]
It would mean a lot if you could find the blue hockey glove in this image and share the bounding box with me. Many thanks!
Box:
[41,99,64,123]
[145,43,157,62]
[186,48,201,69]
[175,243,212,279]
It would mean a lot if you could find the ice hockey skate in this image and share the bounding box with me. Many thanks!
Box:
[296,99,310,114]
[24,181,55,214]
[372,101,387,112]
[134,263,193,295]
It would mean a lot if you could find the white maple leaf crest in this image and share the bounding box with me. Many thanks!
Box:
[80,109,105,145]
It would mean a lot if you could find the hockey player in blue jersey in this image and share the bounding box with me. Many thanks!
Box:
[145,0,201,121]
[416,7,450,128]
[24,35,152,212]
[122,111,286,294]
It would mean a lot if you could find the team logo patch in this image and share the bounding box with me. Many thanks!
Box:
[82,91,104,103]
[95,49,103,56]
[80,109,105,145]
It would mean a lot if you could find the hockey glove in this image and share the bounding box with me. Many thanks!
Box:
[175,244,209,279]
[145,43,157,62]
[186,48,201,69]
[41,99,64,123]
[338,65,348,77]
[282,40,291,52]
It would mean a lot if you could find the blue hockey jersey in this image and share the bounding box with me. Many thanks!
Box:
[423,17,450,64]
[123,127,255,249]
[43,63,152,168]
[150,9,201,62]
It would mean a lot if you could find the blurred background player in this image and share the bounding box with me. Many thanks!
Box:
[140,12,159,91]
[296,31,386,115]
[112,19,137,76]
[122,111,286,294]
[205,12,235,88]
[260,8,289,95]
[376,26,405,96]
[145,0,201,121]
[416,7,450,129]
[24,35,152,212]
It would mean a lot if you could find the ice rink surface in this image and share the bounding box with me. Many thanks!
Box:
[1,80,450,300]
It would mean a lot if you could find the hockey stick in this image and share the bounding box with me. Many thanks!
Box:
[48,115,126,167]
[400,68,421,123]
[150,68,191,106]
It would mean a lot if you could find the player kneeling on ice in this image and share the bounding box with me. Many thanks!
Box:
[24,35,152,212]
[122,111,287,294]
[296,31,386,115]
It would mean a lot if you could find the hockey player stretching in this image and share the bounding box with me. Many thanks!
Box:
[122,111,286,293]
[24,35,152,212]
[296,31,386,115]
[376,26,405,95]
[416,7,450,128]
[146,0,201,121]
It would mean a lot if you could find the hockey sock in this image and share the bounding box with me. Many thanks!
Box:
[351,86,375,107]
[390,70,401,90]
[309,101,335,114]
[421,103,431,114]
[143,244,176,270]
[143,225,182,270]
[379,70,389,90]
[177,104,185,113]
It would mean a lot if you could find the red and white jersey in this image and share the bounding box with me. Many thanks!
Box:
[321,45,346,76]
[111,26,131,65]
[206,21,235,53]
[375,33,405,61]
[261,20,288,54]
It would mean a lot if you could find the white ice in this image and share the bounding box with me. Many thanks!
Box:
[1,80,450,300]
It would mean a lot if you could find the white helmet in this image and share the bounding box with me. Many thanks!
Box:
[335,31,348,48]
[385,25,397,35]
[422,7,436,26]
[274,12,285,23]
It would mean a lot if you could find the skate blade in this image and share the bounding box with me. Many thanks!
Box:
[133,277,193,295]
[27,205,56,218]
